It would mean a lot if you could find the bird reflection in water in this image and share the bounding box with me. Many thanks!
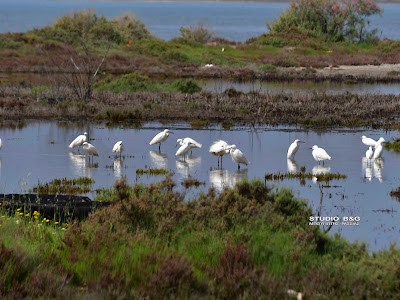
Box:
[361,157,373,181]
[69,152,98,178]
[113,158,124,177]
[287,158,298,173]
[149,151,168,169]
[175,156,201,178]
[374,158,384,183]
[312,165,331,183]
[209,168,248,192]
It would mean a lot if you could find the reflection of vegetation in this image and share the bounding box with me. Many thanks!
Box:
[32,177,95,195]
[384,138,400,152]
[181,176,205,188]
[136,168,170,175]
[1,177,399,298]
[265,172,347,183]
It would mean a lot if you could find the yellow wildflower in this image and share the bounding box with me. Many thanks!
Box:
[17,208,21,211]
[55,222,59,225]
[45,219,50,223]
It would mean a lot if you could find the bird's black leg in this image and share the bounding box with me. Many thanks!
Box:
[159,144,161,151]
[238,164,240,169]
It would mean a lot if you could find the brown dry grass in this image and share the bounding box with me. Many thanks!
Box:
[1,88,400,127]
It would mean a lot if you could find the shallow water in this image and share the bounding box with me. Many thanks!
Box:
[0,1,399,41]
[0,120,399,252]
[201,79,400,95]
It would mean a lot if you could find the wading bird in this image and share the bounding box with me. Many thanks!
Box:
[373,138,385,160]
[112,141,123,158]
[311,145,331,165]
[361,136,377,147]
[69,132,88,152]
[366,146,373,165]
[83,142,99,162]
[209,140,230,168]
[177,138,202,154]
[149,129,172,151]
[229,144,249,169]
[176,141,195,160]
[287,139,304,159]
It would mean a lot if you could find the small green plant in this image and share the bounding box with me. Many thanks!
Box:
[258,64,278,72]
[280,59,300,68]
[172,79,202,94]
[384,138,400,152]
[387,70,400,76]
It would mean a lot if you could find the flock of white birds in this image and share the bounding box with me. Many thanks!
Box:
[66,129,386,170]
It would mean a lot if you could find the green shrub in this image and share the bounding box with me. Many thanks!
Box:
[160,49,189,62]
[258,64,278,71]
[280,59,300,67]
[172,79,201,94]
[30,10,152,45]
[268,0,382,43]
[179,23,213,44]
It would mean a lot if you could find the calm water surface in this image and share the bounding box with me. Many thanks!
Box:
[0,1,398,41]
[201,79,400,95]
[0,120,399,252]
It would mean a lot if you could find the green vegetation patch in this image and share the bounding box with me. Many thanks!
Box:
[136,168,170,176]
[384,138,400,152]
[31,177,95,195]
[96,72,201,94]
[265,171,347,183]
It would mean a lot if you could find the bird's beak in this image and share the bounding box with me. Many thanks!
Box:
[299,141,305,143]
[308,147,312,149]
[175,143,178,148]
[170,132,174,134]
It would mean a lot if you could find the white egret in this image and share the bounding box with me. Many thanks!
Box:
[69,132,88,152]
[177,137,202,154]
[229,144,249,169]
[361,136,377,147]
[287,139,304,159]
[112,141,123,158]
[83,142,99,162]
[149,129,172,151]
[209,140,230,167]
[175,141,195,160]
[373,139,385,160]
[311,145,331,165]
[365,146,373,165]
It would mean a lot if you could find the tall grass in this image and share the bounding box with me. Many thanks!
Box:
[1,177,400,298]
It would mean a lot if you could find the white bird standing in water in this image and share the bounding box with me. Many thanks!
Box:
[365,146,373,165]
[287,139,304,159]
[311,145,331,165]
[83,142,99,162]
[373,138,385,160]
[149,129,172,151]
[177,137,202,154]
[176,141,195,160]
[69,132,88,152]
[112,141,123,158]
[229,144,249,169]
[361,136,377,147]
[209,140,230,167]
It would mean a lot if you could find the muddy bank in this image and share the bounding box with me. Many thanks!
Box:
[1,89,400,127]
